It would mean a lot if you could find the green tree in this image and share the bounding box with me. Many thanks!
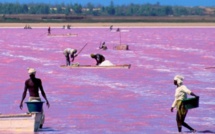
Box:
[64,6,71,15]
[0,2,210,16]
[164,6,173,15]
[28,5,37,14]
[86,2,94,14]
[115,5,125,16]
[190,7,204,15]
[37,4,49,14]
[173,6,189,16]
[22,4,29,13]
[72,3,82,14]
[107,1,115,15]
[56,5,62,14]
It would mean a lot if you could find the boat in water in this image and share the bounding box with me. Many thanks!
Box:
[0,101,44,132]
[60,64,131,69]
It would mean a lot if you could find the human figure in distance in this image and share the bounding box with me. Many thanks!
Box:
[48,26,51,35]
[110,25,113,31]
[99,42,108,50]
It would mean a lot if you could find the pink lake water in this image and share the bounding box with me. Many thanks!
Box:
[0,27,215,134]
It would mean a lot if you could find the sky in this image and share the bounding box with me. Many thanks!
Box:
[0,0,214,7]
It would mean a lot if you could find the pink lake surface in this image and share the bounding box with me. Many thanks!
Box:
[0,27,215,134]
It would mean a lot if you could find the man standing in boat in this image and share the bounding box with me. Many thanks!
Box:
[90,53,105,65]
[63,48,78,66]
[20,68,50,128]
[171,75,198,133]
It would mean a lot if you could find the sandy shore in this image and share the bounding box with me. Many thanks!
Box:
[0,22,215,27]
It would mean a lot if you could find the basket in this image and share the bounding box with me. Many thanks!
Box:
[25,101,44,112]
[182,97,199,110]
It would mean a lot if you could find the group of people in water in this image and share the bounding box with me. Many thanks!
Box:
[17,25,199,133]
[24,25,32,29]
[62,25,71,29]
[61,30,200,133]
[19,67,199,133]
[63,47,106,66]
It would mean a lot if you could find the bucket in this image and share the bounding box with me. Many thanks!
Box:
[25,101,44,112]
[182,97,199,110]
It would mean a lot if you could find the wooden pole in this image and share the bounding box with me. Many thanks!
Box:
[77,43,88,56]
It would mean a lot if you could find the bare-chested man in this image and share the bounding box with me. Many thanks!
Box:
[20,68,50,128]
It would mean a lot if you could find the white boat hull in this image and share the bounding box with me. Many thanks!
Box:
[0,112,42,132]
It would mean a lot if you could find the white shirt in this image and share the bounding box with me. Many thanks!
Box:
[171,85,192,108]
[63,48,75,56]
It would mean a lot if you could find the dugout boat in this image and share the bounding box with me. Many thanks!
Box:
[0,112,42,132]
[60,64,131,69]
[0,102,44,132]
[113,44,129,50]
[205,66,215,69]
[47,33,77,37]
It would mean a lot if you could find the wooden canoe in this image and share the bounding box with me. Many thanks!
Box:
[47,33,77,37]
[205,66,215,69]
[0,113,42,132]
[60,64,131,69]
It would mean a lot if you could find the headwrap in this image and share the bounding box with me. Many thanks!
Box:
[28,68,36,75]
[174,75,184,85]
[90,54,95,58]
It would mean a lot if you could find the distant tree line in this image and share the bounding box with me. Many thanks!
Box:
[0,1,212,16]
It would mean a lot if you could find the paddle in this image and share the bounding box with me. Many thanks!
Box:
[77,42,88,56]
[72,43,88,62]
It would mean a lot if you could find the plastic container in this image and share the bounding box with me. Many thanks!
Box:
[182,97,199,110]
[25,101,44,112]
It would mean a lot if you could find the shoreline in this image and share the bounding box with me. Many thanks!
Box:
[1,22,215,28]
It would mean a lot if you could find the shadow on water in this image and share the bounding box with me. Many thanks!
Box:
[183,130,215,133]
[38,127,59,132]
[197,130,215,133]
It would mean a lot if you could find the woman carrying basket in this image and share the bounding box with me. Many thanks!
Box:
[171,75,198,133]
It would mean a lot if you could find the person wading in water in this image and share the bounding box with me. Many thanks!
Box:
[20,68,50,128]
[171,75,198,133]
[48,26,51,35]
[99,42,108,50]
